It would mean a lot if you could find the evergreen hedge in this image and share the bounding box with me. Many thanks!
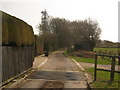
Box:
[1,11,35,46]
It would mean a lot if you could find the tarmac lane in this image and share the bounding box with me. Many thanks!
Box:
[5,51,89,89]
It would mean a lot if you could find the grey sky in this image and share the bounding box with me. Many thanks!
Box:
[0,0,119,42]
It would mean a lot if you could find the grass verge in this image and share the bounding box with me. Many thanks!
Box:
[64,51,120,88]
[85,68,120,88]
[69,56,118,65]
[64,51,119,65]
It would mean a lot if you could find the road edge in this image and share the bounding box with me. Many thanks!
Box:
[38,58,48,68]
[69,57,93,89]
[1,67,33,89]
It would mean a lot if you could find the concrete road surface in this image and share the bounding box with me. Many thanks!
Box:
[7,51,89,89]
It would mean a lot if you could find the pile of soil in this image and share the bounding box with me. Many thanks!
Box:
[72,50,96,58]
[41,81,64,88]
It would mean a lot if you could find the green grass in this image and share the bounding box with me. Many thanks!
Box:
[70,56,118,65]
[85,68,120,88]
[64,51,120,88]
[94,48,119,56]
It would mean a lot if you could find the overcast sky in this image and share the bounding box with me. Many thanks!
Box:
[0,0,119,42]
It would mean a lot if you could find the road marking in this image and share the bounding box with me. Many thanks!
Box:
[70,58,93,84]
[36,69,80,72]
[71,59,85,72]
[38,58,48,68]
[27,79,47,81]
[64,81,87,83]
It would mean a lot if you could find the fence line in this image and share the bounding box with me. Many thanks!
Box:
[94,54,120,84]
[2,46,34,82]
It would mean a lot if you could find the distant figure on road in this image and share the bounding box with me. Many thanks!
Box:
[44,50,49,57]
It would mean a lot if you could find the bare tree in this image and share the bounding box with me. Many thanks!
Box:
[50,18,72,49]
[38,11,101,52]
[38,10,52,51]
[70,18,101,51]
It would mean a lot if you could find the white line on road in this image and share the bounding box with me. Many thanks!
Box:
[70,58,93,84]
[37,69,80,72]
[71,59,85,72]
[38,58,48,68]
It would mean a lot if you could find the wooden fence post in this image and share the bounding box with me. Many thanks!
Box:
[94,54,98,81]
[109,57,116,84]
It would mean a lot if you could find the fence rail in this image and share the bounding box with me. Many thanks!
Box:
[94,54,120,84]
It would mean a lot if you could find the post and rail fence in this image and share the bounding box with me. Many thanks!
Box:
[94,54,120,84]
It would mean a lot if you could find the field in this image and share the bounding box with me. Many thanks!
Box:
[94,48,119,56]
